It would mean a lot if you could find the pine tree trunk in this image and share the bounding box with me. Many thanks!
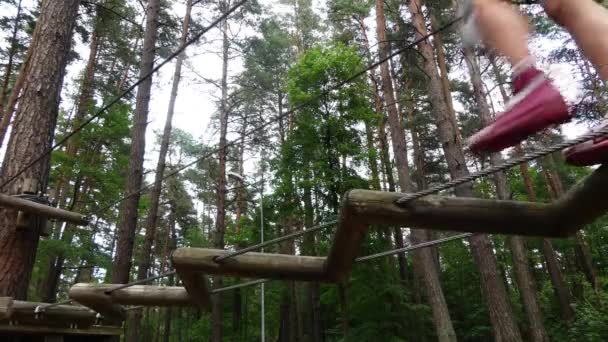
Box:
[301,179,324,342]
[407,0,523,340]
[0,0,23,118]
[429,12,461,145]
[490,56,575,323]
[542,158,599,291]
[212,2,231,340]
[128,2,192,340]
[464,48,549,342]
[40,16,102,303]
[112,0,160,284]
[0,0,80,299]
[0,24,35,149]
[376,1,457,341]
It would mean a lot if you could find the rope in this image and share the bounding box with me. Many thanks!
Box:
[35,299,73,313]
[355,233,474,262]
[211,279,268,294]
[395,126,608,204]
[104,270,177,294]
[213,220,337,263]
[88,16,465,217]
[0,0,250,190]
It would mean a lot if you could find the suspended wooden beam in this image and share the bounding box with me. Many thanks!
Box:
[549,164,608,236]
[171,248,327,281]
[175,270,212,311]
[70,283,197,307]
[326,165,608,281]
[69,284,126,322]
[10,300,97,327]
[0,193,89,225]
[0,323,121,336]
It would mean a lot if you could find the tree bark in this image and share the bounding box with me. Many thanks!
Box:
[111,0,160,284]
[0,25,35,150]
[429,11,461,145]
[0,0,81,299]
[0,0,23,118]
[464,48,549,342]
[40,15,103,303]
[407,0,523,340]
[376,1,457,341]
[212,2,231,340]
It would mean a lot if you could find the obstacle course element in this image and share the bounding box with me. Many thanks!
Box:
[0,297,121,340]
[63,165,608,316]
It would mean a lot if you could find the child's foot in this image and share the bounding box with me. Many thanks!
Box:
[467,67,572,154]
[563,122,608,166]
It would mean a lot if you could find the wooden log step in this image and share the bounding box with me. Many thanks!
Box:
[10,300,97,327]
[69,284,126,322]
[0,323,122,336]
[0,193,88,225]
[70,283,208,308]
[326,165,608,282]
[171,248,328,281]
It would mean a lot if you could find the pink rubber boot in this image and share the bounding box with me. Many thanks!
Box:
[563,122,608,166]
[467,66,571,154]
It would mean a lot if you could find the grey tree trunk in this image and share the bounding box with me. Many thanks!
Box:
[407,0,523,340]
[0,0,81,299]
[376,1,457,341]
[128,2,192,340]
[464,48,549,342]
[111,0,160,284]
[212,2,231,340]
[490,56,575,323]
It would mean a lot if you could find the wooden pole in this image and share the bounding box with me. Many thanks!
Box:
[0,323,122,336]
[175,270,212,311]
[12,300,97,327]
[70,283,197,307]
[69,284,126,322]
[0,193,88,225]
[171,248,327,281]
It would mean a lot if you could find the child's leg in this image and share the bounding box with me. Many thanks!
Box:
[465,0,571,153]
[544,0,608,80]
[551,0,608,166]
[471,0,530,67]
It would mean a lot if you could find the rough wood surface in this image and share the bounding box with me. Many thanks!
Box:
[172,248,327,281]
[0,297,13,320]
[0,323,121,335]
[69,284,126,321]
[0,194,88,226]
[551,164,608,236]
[325,197,368,282]
[175,270,212,311]
[70,283,193,307]
[347,190,553,236]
